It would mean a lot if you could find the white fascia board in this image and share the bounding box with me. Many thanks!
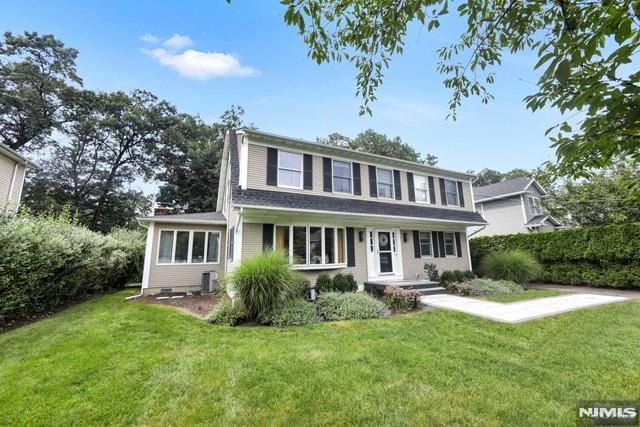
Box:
[136,218,228,225]
[475,191,528,203]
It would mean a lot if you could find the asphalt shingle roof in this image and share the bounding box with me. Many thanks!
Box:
[474,177,533,201]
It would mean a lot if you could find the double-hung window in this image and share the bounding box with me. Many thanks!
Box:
[528,196,542,215]
[377,168,394,198]
[443,232,456,257]
[332,160,352,193]
[419,232,433,257]
[444,179,460,206]
[277,225,347,267]
[278,150,303,188]
[157,230,221,264]
[414,174,429,203]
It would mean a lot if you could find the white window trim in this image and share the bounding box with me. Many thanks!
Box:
[413,174,430,204]
[156,229,221,265]
[418,231,434,258]
[277,149,303,189]
[376,167,395,199]
[274,224,348,269]
[443,232,457,258]
[444,179,460,207]
[331,159,353,195]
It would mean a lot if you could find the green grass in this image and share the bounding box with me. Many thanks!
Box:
[1,290,639,426]
[485,289,566,302]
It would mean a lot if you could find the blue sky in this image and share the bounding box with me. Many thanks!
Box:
[3,0,562,179]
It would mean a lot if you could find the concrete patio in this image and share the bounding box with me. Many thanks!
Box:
[420,293,629,324]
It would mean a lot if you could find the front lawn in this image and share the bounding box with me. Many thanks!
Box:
[1,291,639,426]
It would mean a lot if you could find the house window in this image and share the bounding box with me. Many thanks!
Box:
[278,150,303,188]
[277,225,347,268]
[444,180,460,206]
[443,232,456,257]
[228,227,234,261]
[157,230,221,264]
[377,168,394,198]
[419,232,433,257]
[332,160,352,193]
[528,196,542,215]
[414,174,429,203]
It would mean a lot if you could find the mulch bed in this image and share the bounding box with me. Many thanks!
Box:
[132,293,219,318]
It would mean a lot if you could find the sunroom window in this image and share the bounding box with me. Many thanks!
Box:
[157,230,221,264]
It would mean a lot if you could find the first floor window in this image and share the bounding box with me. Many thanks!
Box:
[158,230,221,264]
[309,227,322,264]
[337,228,346,264]
[325,227,335,264]
[275,225,290,253]
[419,232,432,257]
[292,226,307,264]
[228,227,234,261]
[443,232,456,256]
[277,225,347,267]
[278,150,303,188]
[444,180,460,206]
[414,174,429,202]
[377,168,393,198]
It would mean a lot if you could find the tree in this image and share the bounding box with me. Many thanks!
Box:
[154,105,246,213]
[471,167,533,186]
[317,129,438,165]
[0,31,81,151]
[279,1,640,189]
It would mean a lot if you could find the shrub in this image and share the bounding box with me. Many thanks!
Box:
[463,270,476,280]
[261,298,317,327]
[453,270,466,282]
[332,273,357,292]
[315,273,332,293]
[316,292,389,321]
[439,271,457,285]
[424,263,440,281]
[382,287,421,311]
[469,278,523,296]
[480,250,542,284]
[0,213,145,325]
[470,224,640,288]
[446,281,473,296]
[207,298,247,326]
[229,251,298,320]
[289,274,311,300]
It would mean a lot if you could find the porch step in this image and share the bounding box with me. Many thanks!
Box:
[416,286,447,296]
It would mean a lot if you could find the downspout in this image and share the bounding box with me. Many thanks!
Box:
[125,219,151,300]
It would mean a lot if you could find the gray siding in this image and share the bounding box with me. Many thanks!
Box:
[401,230,470,278]
[145,222,227,295]
[245,142,473,212]
[474,196,525,237]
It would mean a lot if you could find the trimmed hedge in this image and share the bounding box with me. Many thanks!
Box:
[0,214,145,325]
[470,224,640,288]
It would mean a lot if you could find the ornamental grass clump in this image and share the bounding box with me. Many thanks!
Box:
[229,251,298,320]
[480,249,542,284]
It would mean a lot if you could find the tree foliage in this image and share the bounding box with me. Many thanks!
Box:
[318,128,438,165]
[280,0,640,186]
[0,31,81,151]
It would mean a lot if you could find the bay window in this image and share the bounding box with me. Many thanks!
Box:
[414,174,429,203]
[278,150,303,188]
[157,229,221,264]
[275,225,347,267]
[292,226,307,265]
[377,168,394,198]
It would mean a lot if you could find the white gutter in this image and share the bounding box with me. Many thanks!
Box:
[136,218,227,225]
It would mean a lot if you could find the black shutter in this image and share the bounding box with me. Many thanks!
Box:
[266,148,278,186]
[455,232,462,258]
[322,157,332,192]
[407,172,415,202]
[353,163,361,195]
[393,170,402,200]
[428,176,436,204]
[346,227,356,267]
[457,181,465,207]
[437,231,446,257]
[262,224,274,250]
[431,231,440,258]
[439,178,447,205]
[413,230,421,258]
[368,165,377,197]
[303,154,313,190]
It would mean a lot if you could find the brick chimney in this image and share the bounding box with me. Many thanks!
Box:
[153,202,170,216]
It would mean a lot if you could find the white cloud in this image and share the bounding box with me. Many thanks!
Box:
[144,48,260,80]
[140,33,160,43]
[162,34,194,50]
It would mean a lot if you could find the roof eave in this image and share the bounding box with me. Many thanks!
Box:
[136,217,228,225]
[0,143,40,169]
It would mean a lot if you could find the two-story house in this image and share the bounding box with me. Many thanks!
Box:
[138,129,487,295]
[471,177,562,237]
[0,142,38,215]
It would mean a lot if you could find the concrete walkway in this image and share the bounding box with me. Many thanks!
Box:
[526,283,640,299]
[420,293,629,324]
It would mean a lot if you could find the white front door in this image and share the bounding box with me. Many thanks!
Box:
[366,228,403,281]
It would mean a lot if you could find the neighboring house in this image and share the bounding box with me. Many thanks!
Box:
[138,129,487,295]
[471,177,562,237]
[0,142,38,215]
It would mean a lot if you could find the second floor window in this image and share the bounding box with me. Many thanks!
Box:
[332,160,352,193]
[377,168,394,198]
[414,174,429,203]
[528,196,542,215]
[444,179,460,206]
[278,150,303,188]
